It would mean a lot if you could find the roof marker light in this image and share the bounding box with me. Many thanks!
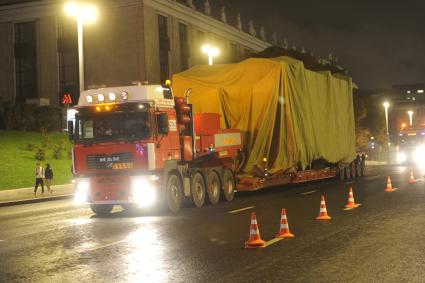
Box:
[97,94,105,102]
[108,92,116,101]
[86,95,93,103]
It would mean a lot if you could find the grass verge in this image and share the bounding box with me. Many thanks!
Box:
[0,131,73,190]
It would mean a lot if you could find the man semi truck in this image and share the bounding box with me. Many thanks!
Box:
[69,83,242,214]
[69,57,364,214]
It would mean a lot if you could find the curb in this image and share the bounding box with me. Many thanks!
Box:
[0,194,74,207]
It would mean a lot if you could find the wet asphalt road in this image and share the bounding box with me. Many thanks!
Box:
[1,165,425,282]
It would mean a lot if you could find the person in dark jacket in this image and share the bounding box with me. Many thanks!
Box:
[45,163,54,194]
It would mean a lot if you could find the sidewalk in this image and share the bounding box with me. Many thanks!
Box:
[0,183,74,207]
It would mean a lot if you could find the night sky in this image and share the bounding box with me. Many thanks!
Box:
[208,0,425,89]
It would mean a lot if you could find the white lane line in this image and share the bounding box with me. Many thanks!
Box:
[343,204,362,211]
[228,206,255,214]
[263,237,283,248]
[0,240,4,242]
[345,181,355,184]
[364,175,381,180]
[301,190,316,195]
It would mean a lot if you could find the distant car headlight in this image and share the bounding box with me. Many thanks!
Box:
[397,152,407,163]
[74,178,90,204]
[413,146,425,166]
[131,176,157,207]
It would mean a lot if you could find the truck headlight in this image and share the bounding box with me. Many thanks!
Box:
[131,176,156,207]
[414,146,425,166]
[397,152,407,163]
[74,178,90,204]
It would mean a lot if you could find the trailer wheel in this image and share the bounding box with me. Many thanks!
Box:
[338,166,345,182]
[355,162,362,178]
[360,162,366,177]
[350,162,356,179]
[191,172,206,208]
[222,169,235,202]
[206,170,221,205]
[90,204,113,215]
[166,174,183,213]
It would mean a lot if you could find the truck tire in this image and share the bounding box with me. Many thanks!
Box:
[166,174,183,213]
[191,172,206,208]
[344,166,349,180]
[206,170,221,205]
[338,166,345,182]
[222,169,235,202]
[350,162,356,179]
[356,162,362,178]
[360,162,366,177]
[90,204,113,215]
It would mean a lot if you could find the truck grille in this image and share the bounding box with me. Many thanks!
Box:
[87,152,133,170]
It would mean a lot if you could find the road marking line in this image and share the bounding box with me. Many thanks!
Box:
[0,240,4,242]
[364,175,380,180]
[301,190,316,195]
[84,239,127,252]
[228,206,255,214]
[263,237,283,248]
[343,204,362,211]
[345,181,355,184]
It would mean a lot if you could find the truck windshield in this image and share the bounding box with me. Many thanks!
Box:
[76,112,151,143]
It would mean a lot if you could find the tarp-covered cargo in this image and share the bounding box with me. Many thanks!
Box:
[172,57,355,176]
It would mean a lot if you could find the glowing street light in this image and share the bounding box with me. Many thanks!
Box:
[407,110,414,126]
[201,44,219,65]
[64,2,98,93]
[383,101,390,145]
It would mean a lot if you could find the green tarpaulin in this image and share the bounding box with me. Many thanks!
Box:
[172,57,355,175]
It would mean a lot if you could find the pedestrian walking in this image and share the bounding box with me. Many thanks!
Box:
[34,162,44,196]
[45,163,54,194]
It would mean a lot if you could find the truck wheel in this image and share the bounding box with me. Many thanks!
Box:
[361,162,366,177]
[356,162,361,178]
[350,162,356,179]
[166,174,183,213]
[222,169,235,202]
[191,172,206,208]
[90,204,113,215]
[344,166,349,180]
[206,170,221,205]
[338,166,345,182]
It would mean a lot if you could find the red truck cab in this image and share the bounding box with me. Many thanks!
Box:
[68,83,242,214]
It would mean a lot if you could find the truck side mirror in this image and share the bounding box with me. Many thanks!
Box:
[67,120,74,141]
[157,113,169,135]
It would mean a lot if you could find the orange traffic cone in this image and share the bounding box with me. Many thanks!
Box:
[344,187,360,209]
[385,176,395,192]
[408,171,416,184]
[245,212,266,248]
[276,208,295,238]
[316,195,332,220]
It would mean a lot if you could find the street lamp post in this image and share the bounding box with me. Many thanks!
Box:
[407,110,414,126]
[64,1,98,93]
[383,101,390,164]
[383,101,390,139]
[201,44,219,65]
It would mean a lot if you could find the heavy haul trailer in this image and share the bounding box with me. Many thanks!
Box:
[172,56,365,192]
[68,83,242,214]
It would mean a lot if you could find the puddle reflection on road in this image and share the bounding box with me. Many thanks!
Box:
[125,217,166,282]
